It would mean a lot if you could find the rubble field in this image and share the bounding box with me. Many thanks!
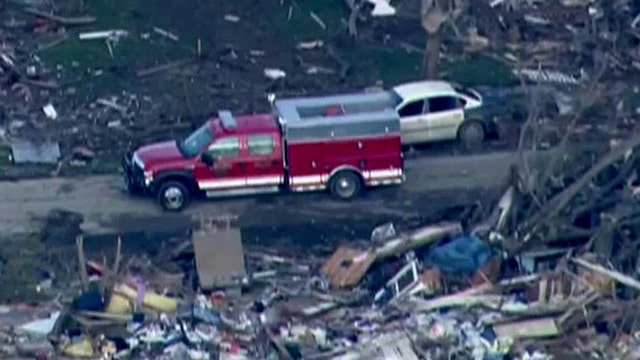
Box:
[6,0,640,359]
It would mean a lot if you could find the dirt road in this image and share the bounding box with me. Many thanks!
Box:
[0,151,546,236]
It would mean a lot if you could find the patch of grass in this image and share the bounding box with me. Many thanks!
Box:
[0,235,51,303]
[445,55,516,87]
[40,0,197,98]
[267,0,346,41]
[623,89,640,113]
[341,47,423,85]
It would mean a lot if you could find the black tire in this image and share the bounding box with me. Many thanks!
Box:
[329,171,362,200]
[458,120,486,152]
[156,181,189,212]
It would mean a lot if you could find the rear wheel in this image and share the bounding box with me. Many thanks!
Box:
[458,120,486,152]
[157,181,189,212]
[329,171,362,200]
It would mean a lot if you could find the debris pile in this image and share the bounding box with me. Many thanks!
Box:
[6,133,640,360]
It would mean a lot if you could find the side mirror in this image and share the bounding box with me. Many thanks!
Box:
[200,152,214,166]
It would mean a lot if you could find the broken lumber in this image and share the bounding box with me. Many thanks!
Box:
[572,257,640,291]
[76,235,89,292]
[24,8,97,25]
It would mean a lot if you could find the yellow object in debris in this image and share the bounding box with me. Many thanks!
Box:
[115,283,178,313]
[106,293,132,314]
[63,338,94,358]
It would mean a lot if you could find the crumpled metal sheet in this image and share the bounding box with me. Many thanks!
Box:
[10,139,60,164]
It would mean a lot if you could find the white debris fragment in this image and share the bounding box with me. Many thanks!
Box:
[368,0,396,17]
[43,103,58,119]
[97,98,128,113]
[296,40,324,50]
[633,12,640,28]
[153,27,179,42]
[309,12,326,30]
[79,30,129,40]
[263,68,286,80]
[514,69,580,85]
[108,120,123,128]
[224,14,240,23]
[0,52,15,67]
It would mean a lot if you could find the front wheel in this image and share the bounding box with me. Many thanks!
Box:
[458,120,486,152]
[329,171,362,200]
[157,181,189,212]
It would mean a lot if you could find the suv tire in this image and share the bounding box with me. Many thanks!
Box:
[329,171,362,200]
[458,120,486,152]
[157,181,189,212]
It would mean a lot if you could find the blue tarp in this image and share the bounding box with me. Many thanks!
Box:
[425,235,494,277]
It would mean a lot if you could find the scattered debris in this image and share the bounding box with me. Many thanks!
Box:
[23,7,97,25]
[78,30,129,41]
[264,68,286,80]
[193,217,248,292]
[514,69,580,85]
[10,139,60,164]
[309,11,326,30]
[153,26,179,42]
[224,14,241,23]
[42,103,57,120]
[96,98,128,113]
[296,40,324,50]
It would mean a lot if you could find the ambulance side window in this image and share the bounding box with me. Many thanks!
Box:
[248,135,275,157]
[208,137,240,159]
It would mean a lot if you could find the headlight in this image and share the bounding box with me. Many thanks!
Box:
[144,170,154,185]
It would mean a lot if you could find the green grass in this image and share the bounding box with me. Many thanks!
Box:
[622,89,640,113]
[267,0,347,41]
[0,235,51,303]
[37,0,513,100]
[341,47,423,85]
[445,55,516,87]
[39,0,197,98]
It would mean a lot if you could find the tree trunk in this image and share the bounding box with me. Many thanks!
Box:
[423,28,442,79]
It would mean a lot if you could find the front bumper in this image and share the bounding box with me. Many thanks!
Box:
[122,153,147,194]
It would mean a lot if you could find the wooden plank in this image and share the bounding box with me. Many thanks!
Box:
[494,317,560,339]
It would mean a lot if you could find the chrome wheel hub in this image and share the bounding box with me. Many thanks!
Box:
[164,187,183,209]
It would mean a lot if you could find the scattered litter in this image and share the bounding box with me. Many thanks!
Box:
[96,98,128,113]
[42,103,57,119]
[514,68,580,85]
[367,0,397,17]
[296,40,324,50]
[309,11,326,30]
[264,68,286,80]
[224,14,241,23]
[153,26,179,42]
[78,30,129,41]
[10,139,60,164]
[18,311,60,335]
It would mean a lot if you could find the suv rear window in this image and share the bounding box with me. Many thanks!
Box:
[453,85,480,101]
[428,96,459,113]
